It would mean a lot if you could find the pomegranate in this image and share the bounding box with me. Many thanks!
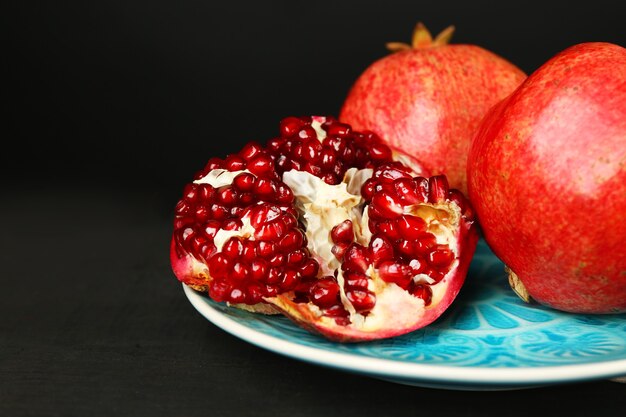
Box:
[339,22,526,195]
[467,42,626,314]
[171,116,478,341]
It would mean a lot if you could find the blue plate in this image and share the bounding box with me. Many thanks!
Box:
[183,239,626,390]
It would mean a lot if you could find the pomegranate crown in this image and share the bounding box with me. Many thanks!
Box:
[386,22,455,52]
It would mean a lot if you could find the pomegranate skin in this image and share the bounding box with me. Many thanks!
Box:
[339,24,526,195]
[468,42,626,314]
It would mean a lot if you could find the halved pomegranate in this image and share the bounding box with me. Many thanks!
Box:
[171,116,478,341]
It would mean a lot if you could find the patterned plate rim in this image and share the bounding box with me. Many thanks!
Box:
[183,284,626,386]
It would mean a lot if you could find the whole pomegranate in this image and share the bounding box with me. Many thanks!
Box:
[467,42,626,314]
[339,22,526,195]
[171,116,478,341]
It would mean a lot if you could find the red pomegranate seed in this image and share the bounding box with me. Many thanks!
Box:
[410,284,433,306]
[396,215,427,240]
[299,259,319,279]
[330,220,354,244]
[368,235,394,265]
[310,278,340,308]
[241,240,257,262]
[397,239,417,257]
[247,284,264,304]
[233,172,256,192]
[222,218,242,231]
[280,116,306,136]
[249,204,282,228]
[393,178,420,204]
[228,288,246,304]
[232,262,249,281]
[375,220,401,240]
[203,220,221,239]
[249,259,269,281]
[297,126,318,141]
[208,253,230,279]
[280,269,299,290]
[414,232,438,255]
[239,141,264,161]
[377,261,413,289]
[197,184,216,201]
[247,154,275,178]
[278,229,305,252]
[275,184,295,204]
[268,253,285,267]
[208,280,231,302]
[254,178,277,198]
[346,289,376,313]
[369,142,392,161]
[428,246,455,268]
[287,248,308,266]
[255,220,287,241]
[374,163,412,183]
[331,242,349,260]
[267,267,283,284]
[256,241,276,258]
[370,192,404,219]
[342,244,371,273]
[224,155,246,171]
[320,148,336,169]
[428,175,449,203]
[326,122,351,137]
[409,258,426,274]
[222,237,243,259]
[195,206,210,223]
[345,271,369,289]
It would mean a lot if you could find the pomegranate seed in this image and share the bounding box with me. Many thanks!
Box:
[203,220,221,239]
[321,173,337,185]
[228,288,246,304]
[345,272,369,289]
[233,172,256,192]
[183,183,198,201]
[414,232,438,255]
[275,184,294,204]
[280,269,299,290]
[232,262,249,280]
[410,284,433,306]
[326,122,351,137]
[256,241,276,258]
[342,244,371,273]
[376,220,401,240]
[361,178,377,201]
[368,235,394,265]
[222,237,243,259]
[249,204,282,228]
[248,154,275,178]
[323,136,345,153]
[222,218,242,231]
[247,284,264,304]
[255,220,287,241]
[208,253,230,279]
[249,259,269,281]
[302,138,322,160]
[298,126,317,141]
[197,184,216,201]
[397,239,417,257]
[370,192,404,219]
[279,229,305,252]
[396,215,427,240]
[238,193,256,205]
[310,278,340,308]
[428,175,449,203]
[210,204,229,220]
[241,240,257,262]
[208,280,231,302]
[280,116,306,136]
[299,259,319,279]
[330,220,354,244]
[377,261,413,289]
[409,258,426,274]
[239,141,264,160]
[267,267,283,284]
[264,284,279,297]
[254,178,277,198]
[287,248,308,266]
[425,268,446,283]
[414,177,429,202]
[224,154,246,171]
[428,246,455,268]
[331,242,349,259]
[319,148,336,169]
[268,253,285,267]
[195,206,210,223]
[374,163,412,183]
[346,289,376,313]
[393,178,420,204]
[369,142,392,161]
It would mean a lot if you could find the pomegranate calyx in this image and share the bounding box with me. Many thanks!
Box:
[386,22,455,53]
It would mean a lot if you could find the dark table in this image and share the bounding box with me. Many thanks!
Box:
[1,183,624,417]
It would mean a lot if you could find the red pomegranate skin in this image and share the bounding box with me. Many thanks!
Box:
[468,42,626,314]
[340,26,526,195]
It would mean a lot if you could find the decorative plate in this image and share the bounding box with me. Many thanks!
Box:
[183,239,626,390]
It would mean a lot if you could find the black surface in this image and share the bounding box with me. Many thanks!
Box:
[4,1,626,416]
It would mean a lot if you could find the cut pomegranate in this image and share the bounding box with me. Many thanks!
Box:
[171,116,478,341]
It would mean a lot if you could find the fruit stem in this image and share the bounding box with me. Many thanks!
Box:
[505,266,533,303]
[386,22,456,52]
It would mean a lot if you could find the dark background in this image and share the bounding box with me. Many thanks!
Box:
[4,1,626,416]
